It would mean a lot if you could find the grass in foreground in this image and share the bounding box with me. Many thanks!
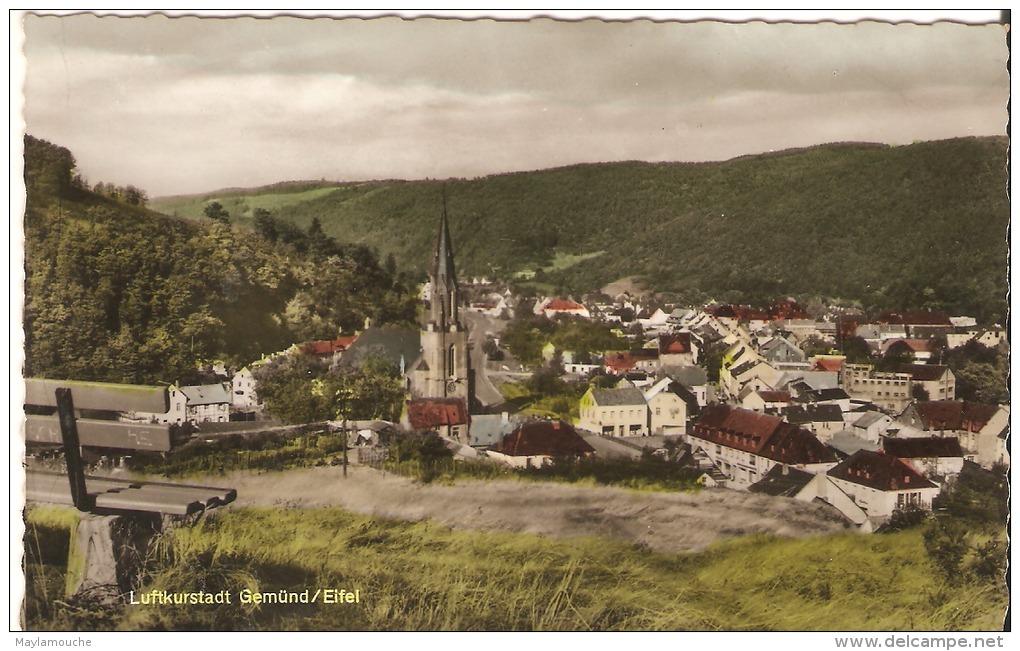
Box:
[23,506,1007,632]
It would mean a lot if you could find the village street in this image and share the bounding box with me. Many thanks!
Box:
[214,465,849,552]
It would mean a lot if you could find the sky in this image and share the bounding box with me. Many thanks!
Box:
[15,10,1010,198]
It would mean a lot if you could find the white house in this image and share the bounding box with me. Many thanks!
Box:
[881,436,965,481]
[686,404,837,489]
[826,450,940,519]
[180,384,232,423]
[643,378,689,436]
[231,366,259,409]
[128,384,188,425]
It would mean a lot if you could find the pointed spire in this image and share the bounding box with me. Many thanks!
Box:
[431,187,457,285]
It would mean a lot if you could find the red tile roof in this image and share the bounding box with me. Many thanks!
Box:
[300,335,359,356]
[828,450,938,491]
[691,404,836,465]
[812,358,845,372]
[884,339,933,354]
[545,298,586,311]
[914,401,999,433]
[659,333,693,355]
[882,436,964,459]
[494,420,596,457]
[407,398,469,430]
[604,351,636,373]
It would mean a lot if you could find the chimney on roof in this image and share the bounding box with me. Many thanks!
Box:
[781,464,789,476]
[501,411,509,424]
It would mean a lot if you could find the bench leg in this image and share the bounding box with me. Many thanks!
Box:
[65,514,163,604]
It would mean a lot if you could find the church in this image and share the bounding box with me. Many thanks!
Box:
[402,209,474,442]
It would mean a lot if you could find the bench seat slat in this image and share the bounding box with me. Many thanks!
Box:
[26,471,234,516]
[26,416,173,452]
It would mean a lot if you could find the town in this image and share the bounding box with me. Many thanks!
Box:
[51,210,1008,536]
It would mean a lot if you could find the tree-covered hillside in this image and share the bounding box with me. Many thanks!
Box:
[154,137,1008,323]
[22,136,416,385]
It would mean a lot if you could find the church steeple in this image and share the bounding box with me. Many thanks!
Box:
[429,202,460,330]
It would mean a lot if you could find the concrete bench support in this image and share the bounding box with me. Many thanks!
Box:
[65,513,163,604]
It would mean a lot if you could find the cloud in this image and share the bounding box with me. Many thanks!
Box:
[19,14,1009,195]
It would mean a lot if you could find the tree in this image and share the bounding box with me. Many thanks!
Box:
[203,201,230,224]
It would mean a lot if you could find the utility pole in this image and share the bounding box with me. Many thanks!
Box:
[342,417,349,479]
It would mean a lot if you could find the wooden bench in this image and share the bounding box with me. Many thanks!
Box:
[23,378,238,602]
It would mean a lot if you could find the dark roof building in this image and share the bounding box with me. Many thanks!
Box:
[691,404,836,466]
[905,401,999,433]
[749,465,816,497]
[827,450,937,492]
[342,326,422,370]
[494,420,596,458]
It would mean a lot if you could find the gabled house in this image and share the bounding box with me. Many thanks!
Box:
[129,384,188,425]
[826,450,940,519]
[687,405,837,489]
[658,333,699,366]
[180,384,232,423]
[881,338,934,363]
[660,365,711,407]
[758,336,807,366]
[781,404,845,441]
[577,386,649,437]
[850,411,894,443]
[881,436,965,481]
[404,397,470,444]
[231,366,259,409]
[643,378,689,436]
[898,401,1008,469]
[488,420,595,468]
[741,389,792,413]
[604,351,636,375]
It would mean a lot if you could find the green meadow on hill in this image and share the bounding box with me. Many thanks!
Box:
[23,505,1007,631]
[152,137,1008,322]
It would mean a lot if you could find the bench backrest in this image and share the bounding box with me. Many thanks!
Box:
[25,378,173,452]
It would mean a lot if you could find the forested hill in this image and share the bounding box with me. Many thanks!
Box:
[22,135,416,385]
[153,137,1009,323]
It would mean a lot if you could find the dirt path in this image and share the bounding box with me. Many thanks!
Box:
[198,465,852,552]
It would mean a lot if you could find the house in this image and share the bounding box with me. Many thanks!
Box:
[488,420,595,468]
[781,404,845,441]
[128,384,188,425]
[826,430,881,459]
[687,405,837,489]
[795,387,853,415]
[468,293,508,318]
[898,401,1008,469]
[643,378,689,436]
[231,366,259,409]
[577,386,649,437]
[826,450,940,519]
[881,436,965,481]
[811,356,845,373]
[660,365,711,407]
[850,411,895,443]
[604,351,636,375]
[897,364,955,401]
[469,412,516,448]
[658,333,699,366]
[881,338,934,363]
[180,384,232,423]
[758,336,807,366]
[299,335,359,360]
[534,297,591,320]
[741,389,792,413]
[404,397,470,444]
[875,309,953,338]
[840,364,913,413]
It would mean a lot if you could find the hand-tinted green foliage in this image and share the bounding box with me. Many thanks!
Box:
[252,352,405,424]
[502,310,626,369]
[22,136,416,385]
[944,341,1008,404]
[155,137,1008,323]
